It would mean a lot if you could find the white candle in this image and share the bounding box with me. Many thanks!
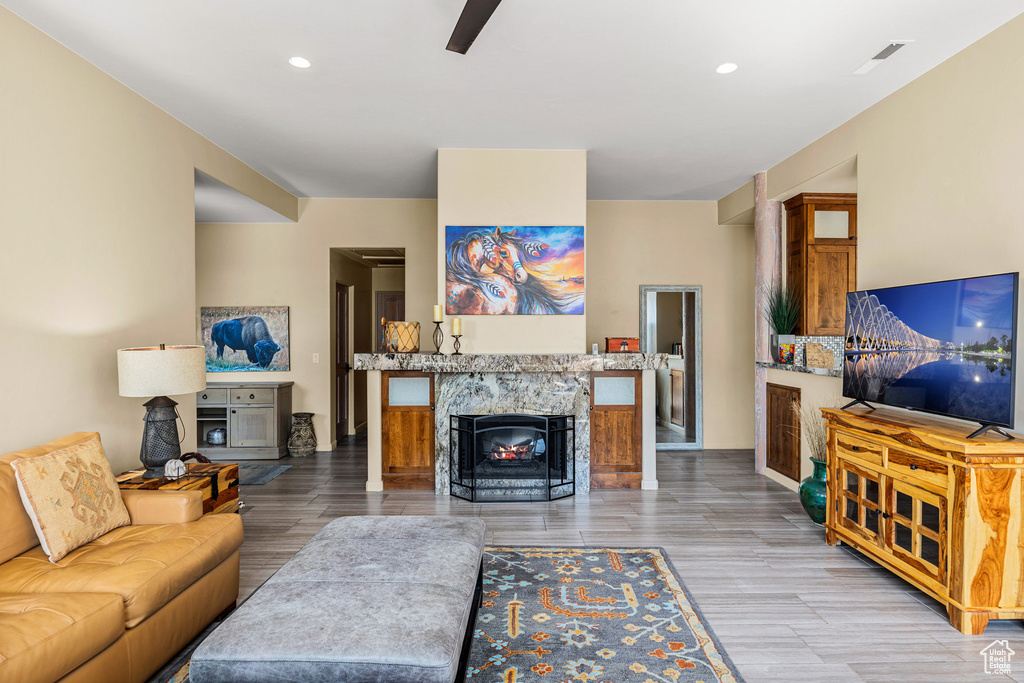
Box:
[452,318,462,335]
[433,305,442,323]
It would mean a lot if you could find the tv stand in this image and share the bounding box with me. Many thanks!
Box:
[841,398,875,411]
[966,423,1015,440]
[821,407,1024,634]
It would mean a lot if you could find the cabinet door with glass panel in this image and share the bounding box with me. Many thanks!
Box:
[886,478,947,586]
[835,452,948,588]
[836,458,885,546]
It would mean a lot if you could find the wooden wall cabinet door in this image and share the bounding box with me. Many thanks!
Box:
[766,383,800,481]
[590,371,642,489]
[784,192,857,335]
[381,371,435,490]
[806,245,856,336]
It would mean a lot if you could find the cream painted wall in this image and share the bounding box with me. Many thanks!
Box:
[437,149,587,353]
[587,201,755,449]
[199,198,756,451]
[718,12,1024,430]
[196,198,436,447]
[0,8,294,473]
[372,268,406,298]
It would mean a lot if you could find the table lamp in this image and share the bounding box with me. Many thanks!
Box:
[117,344,206,478]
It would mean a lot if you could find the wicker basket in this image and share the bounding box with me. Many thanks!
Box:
[385,322,420,353]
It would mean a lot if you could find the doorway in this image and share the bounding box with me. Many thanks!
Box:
[375,291,406,352]
[639,285,703,450]
[336,283,350,439]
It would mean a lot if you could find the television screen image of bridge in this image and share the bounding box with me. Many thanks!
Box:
[844,289,1012,424]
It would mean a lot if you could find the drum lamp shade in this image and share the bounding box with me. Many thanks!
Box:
[117,345,207,397]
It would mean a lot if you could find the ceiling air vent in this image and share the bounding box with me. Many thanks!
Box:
[853,41,911,75]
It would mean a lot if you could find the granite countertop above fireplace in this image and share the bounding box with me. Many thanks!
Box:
[354,353,669,372]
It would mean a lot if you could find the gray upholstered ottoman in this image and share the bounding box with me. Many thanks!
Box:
[190,516,487,683]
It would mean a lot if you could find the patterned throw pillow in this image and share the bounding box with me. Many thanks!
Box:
[11,435,130,562]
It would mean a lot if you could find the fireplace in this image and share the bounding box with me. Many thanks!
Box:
[449,414,575,502]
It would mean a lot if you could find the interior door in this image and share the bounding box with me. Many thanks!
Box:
[336,283,349,439]
[590,371,642,489]
[376,291,406,352]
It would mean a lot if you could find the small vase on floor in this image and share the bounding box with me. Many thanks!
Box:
[287,412,317,457]
[799,457,828,525]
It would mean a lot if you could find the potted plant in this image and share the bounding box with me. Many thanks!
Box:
[761,283,801,363]
[793,401,833,526]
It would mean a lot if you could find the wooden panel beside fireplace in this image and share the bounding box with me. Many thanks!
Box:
[590,370,642,489]
[382,371,435,490]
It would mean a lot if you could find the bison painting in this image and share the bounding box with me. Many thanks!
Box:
[201,306,289,372]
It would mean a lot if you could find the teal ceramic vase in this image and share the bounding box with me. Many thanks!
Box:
[799,457,828,525]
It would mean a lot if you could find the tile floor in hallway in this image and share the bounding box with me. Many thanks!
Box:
[234,436,1023,682]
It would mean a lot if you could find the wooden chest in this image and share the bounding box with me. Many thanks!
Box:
[117,462,239,515]
[605,337,640,353]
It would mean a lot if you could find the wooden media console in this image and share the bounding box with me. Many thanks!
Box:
[822,407,1024,635]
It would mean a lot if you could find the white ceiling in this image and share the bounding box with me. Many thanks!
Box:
[5,1,1022,200]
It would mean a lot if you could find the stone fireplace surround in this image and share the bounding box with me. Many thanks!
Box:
[355,353,669,494]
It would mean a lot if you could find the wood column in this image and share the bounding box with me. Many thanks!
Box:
[753,172,781,474]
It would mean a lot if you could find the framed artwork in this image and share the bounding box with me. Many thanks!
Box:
[445,226,585,315]
[200,306,290,371]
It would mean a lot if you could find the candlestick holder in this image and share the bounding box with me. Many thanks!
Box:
[451,335,462,356]
[432,322,444,355]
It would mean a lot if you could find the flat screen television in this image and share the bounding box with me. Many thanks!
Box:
[843,272,1018,436]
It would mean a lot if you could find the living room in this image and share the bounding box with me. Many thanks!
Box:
[3,2,1024,682]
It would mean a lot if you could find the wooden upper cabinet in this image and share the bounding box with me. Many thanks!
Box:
[784,192,857,335]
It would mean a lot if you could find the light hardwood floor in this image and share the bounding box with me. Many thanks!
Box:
[235,437,1023,682]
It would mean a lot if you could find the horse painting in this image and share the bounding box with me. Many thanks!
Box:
[445,226,585,315]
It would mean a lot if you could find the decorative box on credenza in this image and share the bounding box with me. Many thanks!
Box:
[822,407,1024,635]
[197,381,293,460]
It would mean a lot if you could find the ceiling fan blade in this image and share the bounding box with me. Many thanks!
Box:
[446,0,502,54]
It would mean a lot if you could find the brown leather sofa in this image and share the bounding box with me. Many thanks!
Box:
[0,433,244,683]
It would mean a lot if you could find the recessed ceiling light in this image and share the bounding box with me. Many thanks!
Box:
[716,63,738,74]
[288,56,311,69]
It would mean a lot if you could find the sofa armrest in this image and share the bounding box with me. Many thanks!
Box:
[121,489,204,524]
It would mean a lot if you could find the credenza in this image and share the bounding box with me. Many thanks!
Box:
[822,407,1024,634]
[196,381,293,460]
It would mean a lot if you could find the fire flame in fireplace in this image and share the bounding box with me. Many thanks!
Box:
[490,444,533,460]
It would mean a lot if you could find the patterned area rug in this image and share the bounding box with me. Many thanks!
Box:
[163,546,741,683]
[238,464,291,486]
[468,547,743,682]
